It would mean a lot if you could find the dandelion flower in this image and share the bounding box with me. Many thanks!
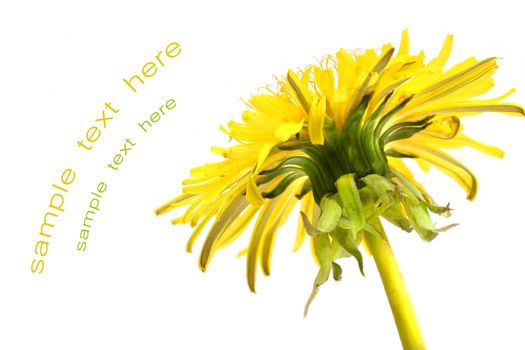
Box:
[156,31,524,349]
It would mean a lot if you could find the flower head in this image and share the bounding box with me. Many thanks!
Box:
[156,31,523,315]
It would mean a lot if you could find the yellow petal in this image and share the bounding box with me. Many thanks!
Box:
[249,93,303,122]
[373,45,395,73]
[215,206,259,250]
[210,146,231,157]
[313,66,334,98]
[308,96,326,144]
[260,181,301,276]
[421,116,460,139]
[155,193,197,216]
[198,196,249,271]
[415,158,431,173]
[246,200,279,292]
[391,142,477,200]
[286,69,311,112]
[255,142,275,172]
[409,132,505,158]
[397,29,410,57]
[456,134,504,158]
[275,120,304,142]
[246,176,265,207]
[186,212,214,253]
[412,57,498,107]
[413,103,524,117]
[237,247,248,257]
[429,34,453,70]
[293,192,314,252]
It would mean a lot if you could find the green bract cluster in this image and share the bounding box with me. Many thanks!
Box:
[268,171,455,316]
[259,92,442,205]
[302,173,455,315]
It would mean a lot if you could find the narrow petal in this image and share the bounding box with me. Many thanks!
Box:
[286,69,311,113]
[215,206,259,250]
[255,143,275,172]
[155,193,196,215]
[390,142,477,200]
[397,29,410,57]
[261,182,301,276]
[275,121,304,142]
[429,34,453,70]
[198,195,249,271]
[246,176,265,207]
[186,212,214,253]
[293,192,314,252]
[308,96,326,145]
[246,200,279,292]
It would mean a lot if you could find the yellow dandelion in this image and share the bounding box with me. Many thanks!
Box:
[156,31,524,349]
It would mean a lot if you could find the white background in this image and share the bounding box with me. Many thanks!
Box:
[1,0,525,349]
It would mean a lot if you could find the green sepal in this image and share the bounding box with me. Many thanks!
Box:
[393,172,456,239]
[373,95,414,140]
[296,180,312,199]
[404,198,458,241]
[361,174,395,192]
[342,94,371,135]
[304,234,332,317]
[337,217,351,230]
[257,166,303,186]
[392,175,439,241]
[279,142,340,182]
[259,155,331,203]
[380,116,434,145]
[423,201,452,218]
[361,174,395,207]
[332,262,343,282]
[391,173,424,199]
[356,187,378,219]
[332,228,365,276]
[317,195,343,233]
[358,174,413,231]
[342,95,372,176]
[402,200,440,241]
[385,150,416,158]
[259,156,321,178]
[392,171,452,218]
[323,117,353,176]
[336,174,365,239]
[434,223,459,232]
[382,203,413,232]
[372,95,415,165]
[262,172,305,198]
[361,92,392,174]
[300,211,323,236]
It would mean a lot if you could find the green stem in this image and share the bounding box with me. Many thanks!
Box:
[365,219,426,350]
